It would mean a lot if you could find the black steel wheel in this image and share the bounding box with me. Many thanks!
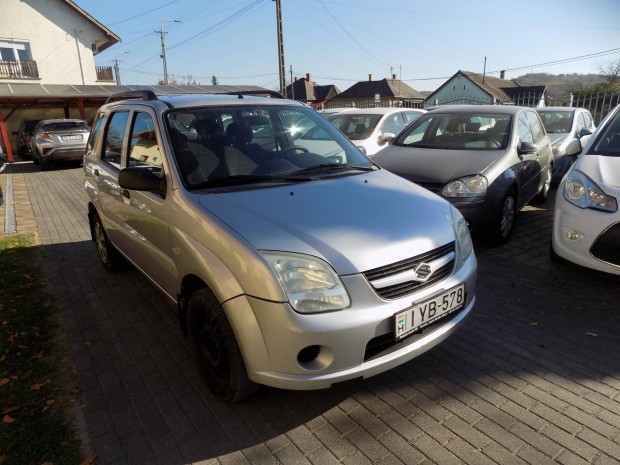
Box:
[187,288,256,402]
[92,211,124,271]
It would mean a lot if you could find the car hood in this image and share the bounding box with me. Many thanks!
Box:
[198,170,456,275]
[576,154,620,188]
[373,145,503,183]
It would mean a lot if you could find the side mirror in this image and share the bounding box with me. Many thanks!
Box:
[118,166,165,194]
[518,141,538,155]
[578,128,592,139]
[378,132,396,145]
[565,138,582,157]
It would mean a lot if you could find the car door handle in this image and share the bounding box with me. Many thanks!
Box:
[93,169,99,177]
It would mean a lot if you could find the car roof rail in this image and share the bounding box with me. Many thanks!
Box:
[105,90,158,104]
[221,90,285,99]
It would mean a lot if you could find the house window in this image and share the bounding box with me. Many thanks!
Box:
[0,39,37,79]
[0,40,32,62]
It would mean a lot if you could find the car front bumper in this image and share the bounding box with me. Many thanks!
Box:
[224,252,477,390]
[552,189,620,276]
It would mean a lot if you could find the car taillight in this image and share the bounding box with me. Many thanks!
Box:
[40,133,53,141]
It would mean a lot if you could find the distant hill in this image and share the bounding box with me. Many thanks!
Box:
[514,73,606,98]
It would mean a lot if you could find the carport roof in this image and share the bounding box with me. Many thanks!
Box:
[0,83,279,104]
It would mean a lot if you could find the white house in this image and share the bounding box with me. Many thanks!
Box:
[425,71,546,108]
[0,0,120,85]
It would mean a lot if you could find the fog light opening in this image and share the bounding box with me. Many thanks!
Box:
[296,345,334,371]
[297,345,320,364]
[566,230,584,241]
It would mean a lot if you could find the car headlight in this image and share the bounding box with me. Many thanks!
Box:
[442,175,488,197]
[450,206,473,260]
[261,252,351,313]
[564,169,617,212]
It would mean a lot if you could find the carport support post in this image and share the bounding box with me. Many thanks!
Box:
[0,110,14,163]
[77,99,87,122]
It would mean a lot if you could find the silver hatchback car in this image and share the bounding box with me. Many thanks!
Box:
[84,90,477,400]
[30,118,90,170]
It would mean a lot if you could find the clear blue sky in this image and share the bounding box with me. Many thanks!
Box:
[74,0,620,92]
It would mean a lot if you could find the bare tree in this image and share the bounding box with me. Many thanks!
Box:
[600,59,620,90]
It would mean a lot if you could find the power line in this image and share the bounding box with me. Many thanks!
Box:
[106,0,182,26]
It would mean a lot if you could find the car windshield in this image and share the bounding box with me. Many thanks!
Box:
[589,108,620,157]
[42,122,90,132]
[537,111,574,133]
[165,105,373,188]
[394,112,512,150]
[327,114,383,140]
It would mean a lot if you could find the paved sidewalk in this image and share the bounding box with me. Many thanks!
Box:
[3,163,620,465]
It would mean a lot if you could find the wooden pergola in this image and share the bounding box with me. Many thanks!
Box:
[0,83,276,162]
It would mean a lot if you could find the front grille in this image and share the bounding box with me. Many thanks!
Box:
[591,223,620,266]
[415,182,445,195]
[363,242,455,299]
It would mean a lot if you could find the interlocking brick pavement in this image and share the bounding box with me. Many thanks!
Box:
[2,162,619,465]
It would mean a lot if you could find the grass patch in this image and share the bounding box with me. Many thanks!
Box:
[0,233,85,465]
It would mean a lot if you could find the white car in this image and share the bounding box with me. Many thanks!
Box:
[552,104,620,276]
[328,108,426,156]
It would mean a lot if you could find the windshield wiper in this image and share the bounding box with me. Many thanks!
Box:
[190,174,308,188]
[292,163,376,175]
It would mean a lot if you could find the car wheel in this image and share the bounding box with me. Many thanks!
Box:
[32,149,40,165]
[40,157,50,171]
[188,288,257,402]
[532,167,551,204]
[490,189,516,245]
[92,212,124,271]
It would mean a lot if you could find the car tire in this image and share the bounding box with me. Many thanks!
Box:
[40,157,50,171]
[92,212,125,271]
[490,189,516,245]
[187,288,257,402]
[532,167,551,204]
[32,149,40,165]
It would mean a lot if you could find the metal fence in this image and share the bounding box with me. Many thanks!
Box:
[546,92,620,125]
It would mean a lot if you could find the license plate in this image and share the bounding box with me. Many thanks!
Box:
[62,135,82,141]
[394,283,465,340]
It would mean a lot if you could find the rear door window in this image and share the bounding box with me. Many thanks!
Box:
[102,111,129,169]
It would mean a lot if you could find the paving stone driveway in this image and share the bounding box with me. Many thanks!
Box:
[10,162,620,465]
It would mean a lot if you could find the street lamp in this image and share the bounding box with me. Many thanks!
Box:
[157,19,181,85]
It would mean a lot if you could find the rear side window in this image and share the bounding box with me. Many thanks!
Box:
[103,111,129,169]
[86,114,105,153]
[518,114,534,144]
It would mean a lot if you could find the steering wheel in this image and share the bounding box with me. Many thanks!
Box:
[280,145,309,156]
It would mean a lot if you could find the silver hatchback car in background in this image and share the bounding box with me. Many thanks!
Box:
[536,107,596,183]
[30,118,90,170]
[84,90,477,401]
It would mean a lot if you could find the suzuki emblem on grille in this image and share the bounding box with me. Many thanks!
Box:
[414,263,432,282]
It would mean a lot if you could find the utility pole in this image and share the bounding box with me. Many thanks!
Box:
[114,52,127,85]
[274,0,286,97]
[156,19,181,85]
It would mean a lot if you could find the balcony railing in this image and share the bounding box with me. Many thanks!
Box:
[96,66,114,82]
[0,60,39,79]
